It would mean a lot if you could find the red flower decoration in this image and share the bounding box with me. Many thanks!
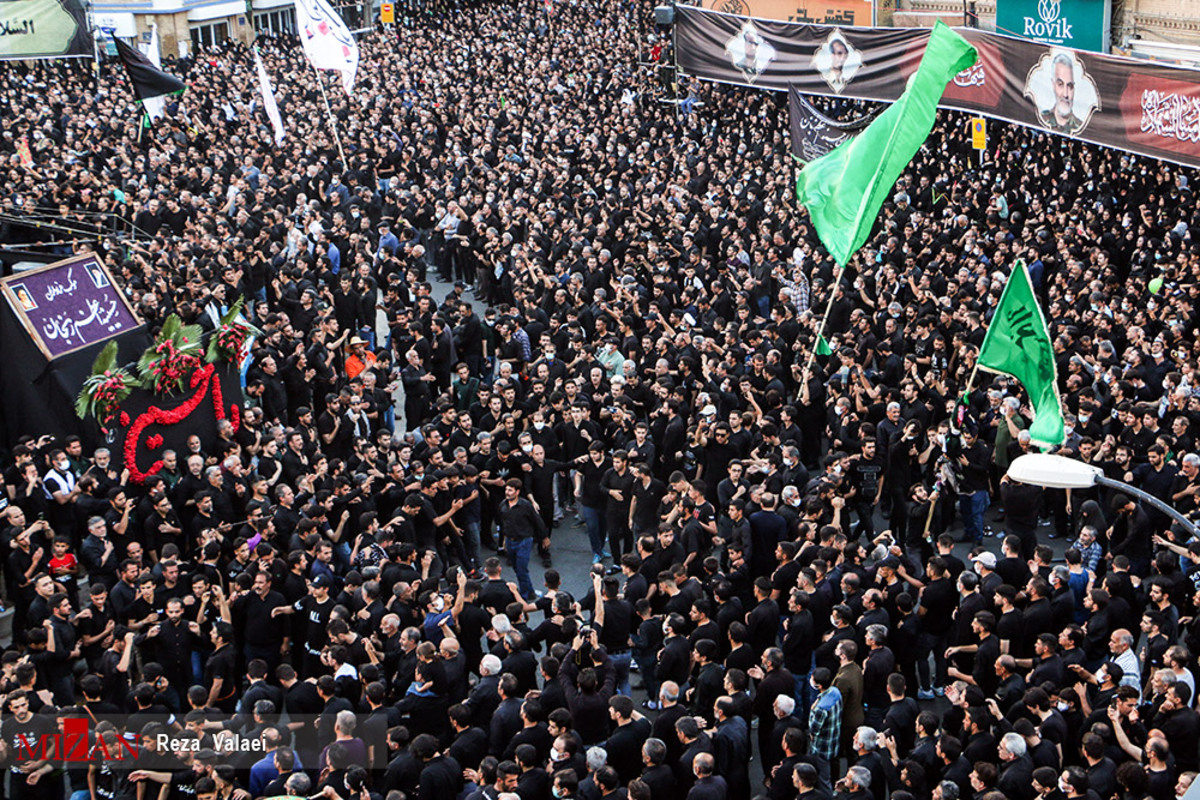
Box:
[146,434,164,450]
[124,364,215,483]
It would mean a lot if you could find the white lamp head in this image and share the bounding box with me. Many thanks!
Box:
[1008,453,1101,490]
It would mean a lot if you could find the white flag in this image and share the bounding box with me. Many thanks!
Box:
[293,0,359,95]
[139,26,166,121]
[254,48,286,146]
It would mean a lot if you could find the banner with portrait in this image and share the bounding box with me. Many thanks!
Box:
[675,4,1200,169]
[0,0,90,60]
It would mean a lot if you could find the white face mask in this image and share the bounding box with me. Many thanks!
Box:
[432,597,445,612]
[1056,701,1069,712]
[521,444,533,454]
[534,422,546,431]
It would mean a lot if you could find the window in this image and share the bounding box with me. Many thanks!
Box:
[254,7,297,34]
[189,21,229,51]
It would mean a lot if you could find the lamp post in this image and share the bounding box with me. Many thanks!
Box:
[1008,453,1198,538]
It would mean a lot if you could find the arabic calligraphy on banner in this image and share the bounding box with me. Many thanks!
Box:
[0,0,90,60]
[694,0,872,26]
[1,255,143,360]
[674,5,1200,169]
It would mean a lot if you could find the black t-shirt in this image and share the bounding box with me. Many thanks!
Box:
[920,578,956,636]
[125,593,168,627]
[479,578,515,615]
[204,645,238,704]
[236,590,288,645]
[2,712,55,776]
[295,594,334,654]
[599,598,635,652]
[849,455,884,501]
[632,478,666,531]
[973,635,1001,696]
[600,468,636,522]
[456,601,491,660]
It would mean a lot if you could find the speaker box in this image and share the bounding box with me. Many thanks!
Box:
[654,5,675,25]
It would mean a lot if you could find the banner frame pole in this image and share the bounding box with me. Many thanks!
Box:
[802,263,844,378]
[311,61,348,170]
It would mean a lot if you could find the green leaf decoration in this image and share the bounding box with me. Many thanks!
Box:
[75,341,133,424]
[137,314,206,394]
[205,297,261,364]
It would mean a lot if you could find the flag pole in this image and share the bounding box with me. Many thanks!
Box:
[310,62,348,170]
[802,263,845,376]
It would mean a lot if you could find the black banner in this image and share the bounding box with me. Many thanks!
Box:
[787,90,882,161]
[675,5,1200,168]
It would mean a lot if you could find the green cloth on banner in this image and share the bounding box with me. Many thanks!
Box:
[795,22,976,267]
[815,334,832,356]
[976,260,1065,448]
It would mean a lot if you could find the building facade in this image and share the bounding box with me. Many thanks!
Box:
[91,0,371,59]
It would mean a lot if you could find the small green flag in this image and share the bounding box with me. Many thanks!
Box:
[795,22,976,267]
[976,260,1065,448]
[815,334,832,357]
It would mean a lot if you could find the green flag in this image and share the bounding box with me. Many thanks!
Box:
[815,334,832,356]
[795,22,976,267]
[976,260,1065,448]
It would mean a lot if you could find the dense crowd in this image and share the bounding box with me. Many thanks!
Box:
[2,0,1200,799]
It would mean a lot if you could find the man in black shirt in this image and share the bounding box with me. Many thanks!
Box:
[630,463,666,538]
[1,692,59,799]
[847,437,884,539]
[600,451,637,561]
[79,516,119,590]
[957,428,992,545]
[43,593,78,704]
[595,574,635,696]
[575,443,611,564]
[143,597,203,694]
[275,574,335,677]
[205,621,239,712]
[947,611,1001,698]
[235,570,290,673]
[496,479,546,600]
[912,557,956,699]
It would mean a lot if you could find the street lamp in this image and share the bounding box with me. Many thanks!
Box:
[1008,453,1198,537]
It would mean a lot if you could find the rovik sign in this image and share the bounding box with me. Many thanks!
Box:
[16,718,136,762]
[996,0,1112,53]
[1023,0,1071,40]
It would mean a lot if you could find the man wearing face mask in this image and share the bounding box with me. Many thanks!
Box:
[42,448,81,532]
[551,768,579,799]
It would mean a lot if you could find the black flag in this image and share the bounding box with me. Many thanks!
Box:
[787,88,882,164]
[113,37,186,118]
